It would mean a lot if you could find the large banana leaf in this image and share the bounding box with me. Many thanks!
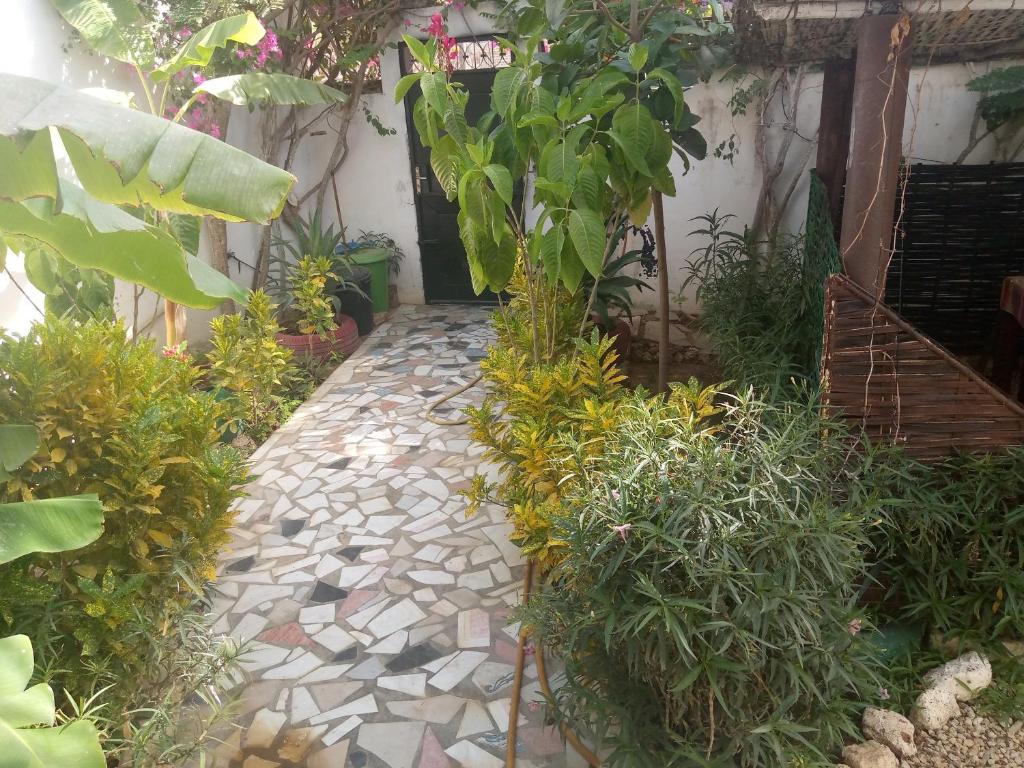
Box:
[0,635,105,768]
[0,180,246,308]
[196,73,348,108]
[49,0,148,65]
[0,495,104,565]
[0,74,295,224]
[152,12,265,83]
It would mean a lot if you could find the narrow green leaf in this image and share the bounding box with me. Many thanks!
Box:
[0,425,39,476]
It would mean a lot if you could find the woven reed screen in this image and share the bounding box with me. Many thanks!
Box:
[822,274,1024,460]
[886,162,1024,357]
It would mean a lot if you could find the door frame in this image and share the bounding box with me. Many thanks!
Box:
[399,36,507,305]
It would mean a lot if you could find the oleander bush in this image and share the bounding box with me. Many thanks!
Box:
[867,446,1024,641]
[0,317,247,747]
[527,391,886,767]
[684,212,832,398]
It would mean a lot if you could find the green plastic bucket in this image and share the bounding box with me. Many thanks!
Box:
[348,247,390,312]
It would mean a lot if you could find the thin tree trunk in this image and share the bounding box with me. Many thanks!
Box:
[653,189,669,394]
[206,216,234,313]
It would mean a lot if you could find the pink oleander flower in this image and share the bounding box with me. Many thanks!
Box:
[847,618,863,636]
[192,71,206,85]
[611,523,632,542]
[179,26,192,38]
[162,342,190,362]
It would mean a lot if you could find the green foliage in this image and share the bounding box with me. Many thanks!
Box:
[0,316,246,730]
[195,72,348,107]
[0,634,105,768]
[867,447,1024,641]
[684,212,834,398]
[22,248,114,322]
[528,391,884,767]
[967,65,1024,133]
[287,255,337,337]
[208,289,296,442]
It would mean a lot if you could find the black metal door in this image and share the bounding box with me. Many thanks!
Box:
[402,47,505,303]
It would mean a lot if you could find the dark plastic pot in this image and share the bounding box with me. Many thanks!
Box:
[276,314,360,360]
[333,266,374,336]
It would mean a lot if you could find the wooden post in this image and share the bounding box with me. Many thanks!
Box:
[816,58,855,236]
[839,13,913,298]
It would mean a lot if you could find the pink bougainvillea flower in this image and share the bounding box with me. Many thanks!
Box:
[208,123,221,139]
[192,71,206,85]
[611,523,633,542]
[179,26,192,38]
[236,48,251,60]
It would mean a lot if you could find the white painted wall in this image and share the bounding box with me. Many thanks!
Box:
[234,4,1019,321]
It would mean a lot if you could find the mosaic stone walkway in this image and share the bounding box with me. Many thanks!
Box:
[208,305,581,768]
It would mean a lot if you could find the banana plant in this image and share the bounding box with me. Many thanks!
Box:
[0,424,106,766]
[30,2,350,340]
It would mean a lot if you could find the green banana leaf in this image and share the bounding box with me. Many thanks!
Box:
[0,495,104,565]
[0,425,38,481]
[152,12,266,83]
[0,73,295,224]
[0,180,246,308]
[49,0,148,65]
[0,635,105,767]
[196,73,348,108]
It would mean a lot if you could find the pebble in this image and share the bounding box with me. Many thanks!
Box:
[902,704,1024,768]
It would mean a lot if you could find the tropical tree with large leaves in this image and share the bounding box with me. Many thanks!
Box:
[10,0,353,341]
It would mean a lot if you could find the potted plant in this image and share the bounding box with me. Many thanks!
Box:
[275,255,360,360]
[272,212,375,334]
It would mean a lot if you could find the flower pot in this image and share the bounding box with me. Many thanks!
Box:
[276,314,360,361]
[591,315,632,361]
[333,266,374,335]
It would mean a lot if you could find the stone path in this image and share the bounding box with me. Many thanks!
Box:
[208,305,580,768]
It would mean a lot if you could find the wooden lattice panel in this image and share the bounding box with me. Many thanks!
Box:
[821,274,1024,460]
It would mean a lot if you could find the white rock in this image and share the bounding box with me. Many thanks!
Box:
[921,651,992,701]
[862,707,916,758]
[841,740,898,768]
[911,686,960,731]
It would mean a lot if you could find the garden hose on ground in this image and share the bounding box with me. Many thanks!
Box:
[423,372,483,426]
[507,560,602,768]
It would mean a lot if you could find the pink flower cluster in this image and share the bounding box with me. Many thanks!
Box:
[161,342,191,363]
[424,13,458,71]
[237,28,283,67]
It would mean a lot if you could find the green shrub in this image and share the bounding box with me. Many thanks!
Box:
[528,391,884,767]
[208,289,296,443]
[0,317,246,733]
[868,447,1024,640]
[683,212,836,398]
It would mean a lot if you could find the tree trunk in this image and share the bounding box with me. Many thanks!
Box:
[206,216,234,313]
[653,189,669,394]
